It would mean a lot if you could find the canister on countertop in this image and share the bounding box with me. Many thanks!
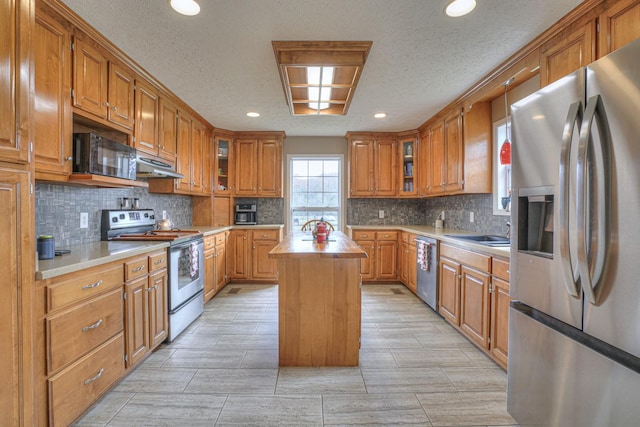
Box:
[37,235,55,260]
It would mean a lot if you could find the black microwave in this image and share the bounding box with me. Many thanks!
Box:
[73,133,137,180]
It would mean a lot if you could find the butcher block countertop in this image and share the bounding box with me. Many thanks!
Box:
[269,231,368,259]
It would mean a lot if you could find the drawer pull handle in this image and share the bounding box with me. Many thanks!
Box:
[153,259,165,265]
[82,280,103,290]
[131,265,145,273]
[82,318,103,332]
[84,368,104,385]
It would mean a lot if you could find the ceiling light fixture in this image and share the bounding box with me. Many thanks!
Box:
[445,0,476,17]
[170,0,200,16]
[246,112,260,118]
[374,113,386,118]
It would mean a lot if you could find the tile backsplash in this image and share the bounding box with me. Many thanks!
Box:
[35,184,192,247]
[234,198,284,224]
[347,198,426,225]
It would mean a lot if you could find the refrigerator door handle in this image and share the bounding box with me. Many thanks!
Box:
[577,94,611,305]
[559,101,583,297]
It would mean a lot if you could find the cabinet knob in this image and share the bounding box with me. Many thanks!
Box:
[103,102,110,107]
[65,156,73,161]
[112,106,118,112]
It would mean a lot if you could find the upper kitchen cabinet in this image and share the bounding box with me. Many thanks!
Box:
[461,101,492,194]
[0,0,30,164]
[234,132,284,197]
[72,35,135,132]
[539,19,596,87]
[398,132,418,198]
[157,96,178,165]
[347,133,397,198]
[214,132,232,195]
[33,9,73,181]
[133,79,159,157]
[599,0,640,56]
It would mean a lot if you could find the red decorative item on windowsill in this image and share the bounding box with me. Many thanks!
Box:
[500,140,511,165]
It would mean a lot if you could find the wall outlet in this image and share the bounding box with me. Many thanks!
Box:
[470,212,475,223]
[378,210,385,219]
[441,210,445,221]
[80,212,89,229]
[162,210,167,220]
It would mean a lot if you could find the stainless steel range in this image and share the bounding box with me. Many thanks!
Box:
[101,209,204,342]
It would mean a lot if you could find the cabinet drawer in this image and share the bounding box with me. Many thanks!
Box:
[48,333,125,427]
[204,235,216,251]
[251,229,279,241]
[352,230,374,240]
[492,257,510,281]
[47,288,124,374]
[376,231,399,241]
[441,244,491,272]
[214,232,226,246]
[149,251,167,272]
[47,264,123,312]
[124,257,148,281]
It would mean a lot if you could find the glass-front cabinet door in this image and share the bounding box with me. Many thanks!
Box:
[215,135,231,195]
[399,135,418,197]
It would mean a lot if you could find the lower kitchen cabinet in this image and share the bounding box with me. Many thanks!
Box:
[228,228,282,282]
[352,230,398,282]
[204,232,228,302]
[399,232,417,294]
[490,257,511,369]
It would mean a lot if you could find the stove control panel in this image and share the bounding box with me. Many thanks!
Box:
[102,209,156,230]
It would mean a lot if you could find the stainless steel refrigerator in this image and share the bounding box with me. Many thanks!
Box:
[507,37,640,426]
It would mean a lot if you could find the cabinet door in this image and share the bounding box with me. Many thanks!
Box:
[234,139,257,196]
[228,231,248,279]
[257,138,281,196]
[444,109,463,192]
[490,276,511,369]
[375,138,397,197]
[158,97,178,164]
[204,249,216,302]
[399,243,408,285]
[540,20,596,87]
[251,239,278,280]
[349,139,374,197]
[175,110,192,192]
[0,167,31,426]
[459,265,491,349]
[429,122,446,195]
[418,130,431,196]
[356,240,376,281]
[399,137,418,197]
[134,79,159,156]
[215,244,227,291]
[73,37,108,118]
[408,244,417,293]
[215,136,231,195]
[438,257,460,325]
[376,240,398,280]
[599,0,640,56]
[125,277,149,367]
[190,120,205,194]
[201,128,213,194]
[107,62,135,129]
[148,270,168,348]
[34,12,72,179]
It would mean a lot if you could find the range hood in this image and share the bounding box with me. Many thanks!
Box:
[135,155,184,179]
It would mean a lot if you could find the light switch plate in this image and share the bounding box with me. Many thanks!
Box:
[470,212,474,223]
[80,212,89,229]
[378,210,385,219]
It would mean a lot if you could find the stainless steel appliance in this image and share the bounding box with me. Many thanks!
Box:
[508,38,640,426]
[136,154,184,179]
[415,236,438,311]
[73,133,137,180]
[235,203,257,225]
[101,209,204,342]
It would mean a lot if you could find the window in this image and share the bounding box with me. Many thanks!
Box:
[290,156,341,230]
[493,117,512,215]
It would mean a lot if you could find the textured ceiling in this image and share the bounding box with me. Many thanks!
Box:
[60,0,583,136]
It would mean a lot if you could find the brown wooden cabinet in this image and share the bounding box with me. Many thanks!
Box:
[347,133,397,197]
[204,232,228,302]
[398,134,418,197]
[228,228,282,281]
[233,133,284,197]
[214,134,232,194]
[599,0,640,56]
[133,79,159,157]
[352,230,398,282]
[73,36,136,131]
[400,233,418,293]
[34,10,73,181]
[157,96,179,164]
[460,265,491,349]
[490,257,511,369]
[420,109,463,195]
[438,255,461,325]
[540,19,596,87]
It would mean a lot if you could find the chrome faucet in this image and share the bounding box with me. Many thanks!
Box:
[506,221,511,239]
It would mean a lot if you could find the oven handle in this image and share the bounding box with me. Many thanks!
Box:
[169,237,204,251]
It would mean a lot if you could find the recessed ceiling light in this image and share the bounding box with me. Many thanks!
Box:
[374,113,387,118]
[170,0,200,16]
[445,0,476,17]
[246,112,260,118]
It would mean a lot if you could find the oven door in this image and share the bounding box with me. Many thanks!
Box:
[168,238,204,311]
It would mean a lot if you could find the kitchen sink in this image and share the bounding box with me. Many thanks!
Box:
[445,234,510,246]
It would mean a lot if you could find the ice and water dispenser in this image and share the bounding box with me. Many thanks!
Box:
[517,187,554,258]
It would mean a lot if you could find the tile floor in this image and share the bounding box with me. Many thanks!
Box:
[74,283,518,426]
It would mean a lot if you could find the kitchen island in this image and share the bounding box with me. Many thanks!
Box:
[269,231,367,366]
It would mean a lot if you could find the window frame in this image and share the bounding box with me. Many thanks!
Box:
[493,117,512,216]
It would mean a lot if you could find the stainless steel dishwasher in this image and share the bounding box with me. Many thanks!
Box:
[415,236,438,311]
